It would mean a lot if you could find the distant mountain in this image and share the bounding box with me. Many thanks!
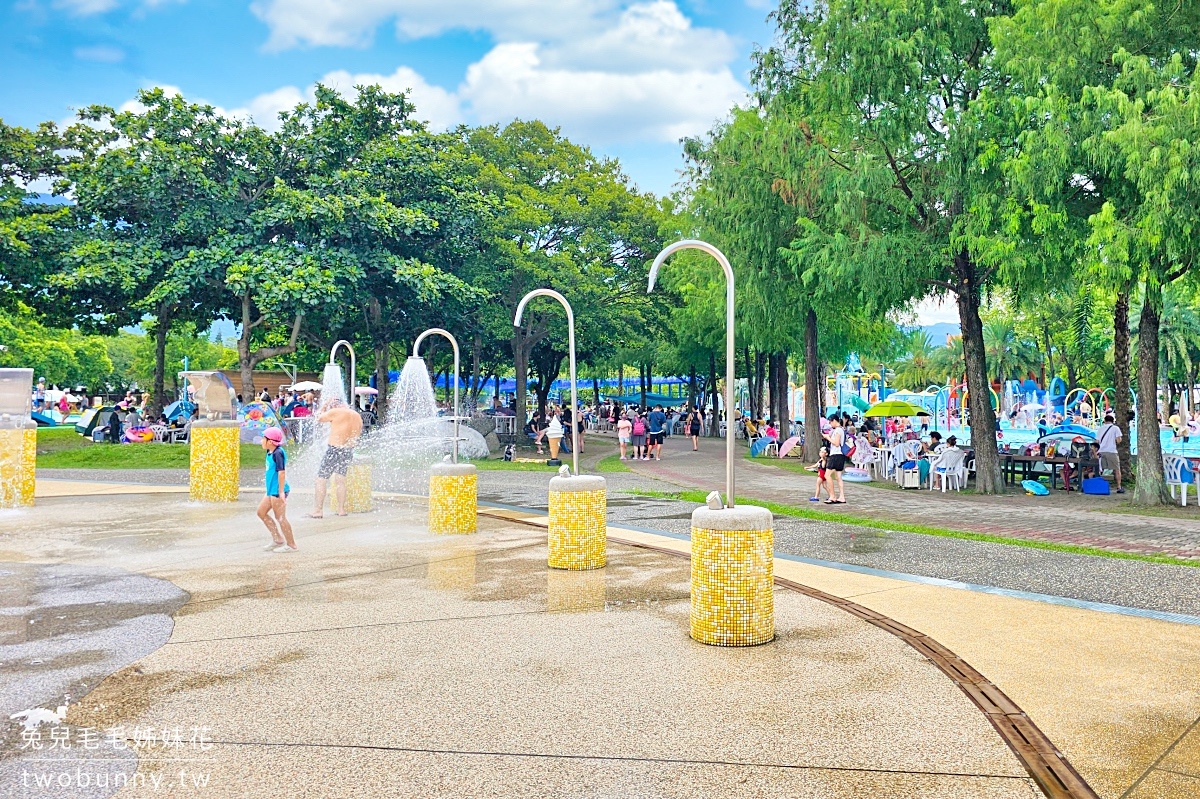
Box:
[26,193,72,206]
[920,322,960,346]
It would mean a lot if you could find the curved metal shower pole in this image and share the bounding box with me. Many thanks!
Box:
[413,328,461,464]
[649,240,736,507]
[329,339,356,406]
[514,289,579,477]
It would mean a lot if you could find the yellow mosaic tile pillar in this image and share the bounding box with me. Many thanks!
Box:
[428,461,477,534]
[345,458,374,513]
[547,474,606,570]
[188,421,240,503]
[690,505,774,646]
[0,427,36,508]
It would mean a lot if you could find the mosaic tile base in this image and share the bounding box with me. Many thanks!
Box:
[548,488,607,570]
[691,525,774,646]
[189,426,240,503]
[345,461,373,513]
[0,428,36,508]
[429,473,477,535]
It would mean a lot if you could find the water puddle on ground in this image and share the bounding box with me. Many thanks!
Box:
[0,562,188,798]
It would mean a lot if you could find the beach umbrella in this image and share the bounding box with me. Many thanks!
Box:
[750,437,776,457]
[289,381,324,391]
[777,435,802,458]
[863,399,927,417]
[353,386,378,396]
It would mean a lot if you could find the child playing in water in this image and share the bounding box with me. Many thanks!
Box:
[808,446,830,502]
[258,427,297,552]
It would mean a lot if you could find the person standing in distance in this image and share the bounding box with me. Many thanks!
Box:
[1096,414,1125,494]
[824,416,848,504]
[647,405,668,460]
[259,427,297,552]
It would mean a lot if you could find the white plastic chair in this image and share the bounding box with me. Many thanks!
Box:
[149,424,169,443]
[1164,455,1194,506]
[930,448,967,492]
[851,435,875,472]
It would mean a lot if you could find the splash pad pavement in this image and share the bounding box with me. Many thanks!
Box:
[0,491,1042,798]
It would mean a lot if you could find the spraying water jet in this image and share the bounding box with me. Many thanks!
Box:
[413,328,477,534]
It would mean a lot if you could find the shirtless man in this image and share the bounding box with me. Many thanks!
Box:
[311,400,363,518]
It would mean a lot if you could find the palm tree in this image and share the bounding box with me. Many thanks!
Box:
[929,338,966,387]
[983,319,1039,385]
[892,330,937,390]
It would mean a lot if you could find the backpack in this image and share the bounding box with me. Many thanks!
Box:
[633,418,646,436]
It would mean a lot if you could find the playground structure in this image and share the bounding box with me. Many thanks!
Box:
[824,353,889,418]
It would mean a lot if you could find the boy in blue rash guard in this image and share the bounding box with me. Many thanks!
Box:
[258,427,297,552]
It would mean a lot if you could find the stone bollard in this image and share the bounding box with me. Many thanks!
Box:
[690,505,774,646]
[344,458,374,513]
[547,475,606,570]
[189,421,241,502]
[428,461,477,535]
[0,427,36,508]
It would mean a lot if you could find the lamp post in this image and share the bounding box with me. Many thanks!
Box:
[649,240,736,506]
[514,289,580,476]
[413,328,461,463]
[414,328,475,534]
[329,340,356,401]
[325,341,373,512]
[649,240,773,647]
[515,289,605,570]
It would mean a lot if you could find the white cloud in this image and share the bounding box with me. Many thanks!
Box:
[235,1,745,146]
[73,44,126,62]
[251,0,614,51]
[229,67,461,132]
[547,1,734,73]
[460,43,742,144]
[111,0,748,166]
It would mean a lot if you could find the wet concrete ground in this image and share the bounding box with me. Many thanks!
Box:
[0,494,1037,798]
[478,471,1200,618]
[45,459,1200,618]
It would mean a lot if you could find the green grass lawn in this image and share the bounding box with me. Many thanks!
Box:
[463,451,630,473]
[627,488,1200,568]
[36,427,264,470]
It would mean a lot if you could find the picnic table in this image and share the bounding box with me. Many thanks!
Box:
[1001,453,1098,491]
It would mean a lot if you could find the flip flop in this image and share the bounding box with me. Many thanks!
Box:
[305,513,324,519]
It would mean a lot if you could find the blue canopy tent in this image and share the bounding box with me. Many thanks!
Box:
[602,392,681,406]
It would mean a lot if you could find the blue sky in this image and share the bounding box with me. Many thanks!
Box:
[2,0,778,197]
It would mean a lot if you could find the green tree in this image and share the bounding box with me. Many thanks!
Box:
[60,89,241,414]
[464,121,664,422]
[755,0,1015,491]
[892,331,938,391]
[0,120,70,316]
[982,318,1039,386]
[992,0,1200,502]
